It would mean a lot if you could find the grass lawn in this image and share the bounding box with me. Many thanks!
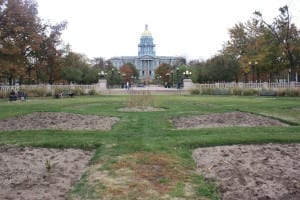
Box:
[1,95,300,199]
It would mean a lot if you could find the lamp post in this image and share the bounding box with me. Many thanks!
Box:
[248,61,258,83]
[28,57,36,85]
[98,70,106,79]
[183,70,192,79]
[176,67,179,89]
[171,70,174,88]
[111,68,114,88]
[165,72,170,88]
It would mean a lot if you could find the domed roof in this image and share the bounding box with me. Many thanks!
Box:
[142,24,152,37]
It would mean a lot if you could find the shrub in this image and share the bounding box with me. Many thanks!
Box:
[214,88,230,95]
[286,89,300,97]
[242,89,259,96]
[190,89,200,95]
[53,88,63,98]
[88,89,97,95]
[0,91,9,99]
[231,88,242,96]
[73,87,85,96]
[201,87,214,95]
[18,87,49,97]
[276,89,287,97]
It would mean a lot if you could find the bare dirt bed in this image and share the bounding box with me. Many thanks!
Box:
[0,112,119,131]
[193,144,300,200]
[0,111,298,199]
[172,111,288,129]
[0,144,92,200]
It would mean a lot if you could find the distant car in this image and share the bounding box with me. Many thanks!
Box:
[136,83,145,87]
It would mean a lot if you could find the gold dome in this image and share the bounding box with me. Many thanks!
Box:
[142,24,152,36]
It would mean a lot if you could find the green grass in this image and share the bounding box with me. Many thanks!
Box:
[1,95,300,199]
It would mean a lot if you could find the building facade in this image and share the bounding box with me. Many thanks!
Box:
[109,25,185,82]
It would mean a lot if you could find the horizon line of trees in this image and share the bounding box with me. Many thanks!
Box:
[1,2,299,85]
[189,5,300,83]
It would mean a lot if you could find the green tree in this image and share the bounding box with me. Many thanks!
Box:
[254,5,300,81]
[37,21,67,84]
[61,67,82,83]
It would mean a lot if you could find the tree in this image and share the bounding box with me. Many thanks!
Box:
[254,5,300,81]
[37,21,67,84]
[61,51,99,84]
[92,57,105,70]
[0,0,44,85]
[155,63,171,84]
[0,0,67,85]
[120,63,139,85]
[61,67,82,83]
[120,64,133,82]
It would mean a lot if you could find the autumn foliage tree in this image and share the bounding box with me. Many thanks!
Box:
[224,5,300,82]
[0,0,44,84]
[119,63,138,82]
[254,6,300,81]
[155,63,171,83]
[0,0,67,85]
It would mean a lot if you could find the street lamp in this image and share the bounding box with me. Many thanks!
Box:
[98,70,106,79]
[111,68,115,88]
[183,70,192,79]
[176,67,179,89]
[171,70,174,88]
[248,61,258,82]
[165,72,170,88]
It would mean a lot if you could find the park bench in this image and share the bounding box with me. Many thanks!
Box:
[259,90,277,97]
[54,90,75,98]
[9,91,27,101]
[61,91,74,98]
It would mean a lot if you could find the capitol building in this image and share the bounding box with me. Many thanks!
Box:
[109,25,185,82]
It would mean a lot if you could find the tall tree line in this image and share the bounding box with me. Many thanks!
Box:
[191,5,300,83]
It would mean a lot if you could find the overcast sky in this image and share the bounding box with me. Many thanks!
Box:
[36,0,300,61]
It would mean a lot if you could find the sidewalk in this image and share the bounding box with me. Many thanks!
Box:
[101,86,188,95]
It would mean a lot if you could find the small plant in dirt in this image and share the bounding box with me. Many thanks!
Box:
[45,159,58,172]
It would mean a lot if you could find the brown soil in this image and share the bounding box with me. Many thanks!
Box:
[0,144,92,200]
[0,112,119,131]
[0,111,299,199]
[172,111,288,129]
[193,144,300,200]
